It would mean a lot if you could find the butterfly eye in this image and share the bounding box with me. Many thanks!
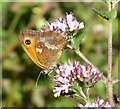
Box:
[25,39,31,45]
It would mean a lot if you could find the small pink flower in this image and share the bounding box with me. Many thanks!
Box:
[74,97,111,108]
[66,13,84,31]
[53,61,103,97]
[41,12,84,36]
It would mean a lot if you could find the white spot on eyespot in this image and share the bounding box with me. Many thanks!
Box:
[36,48,43,53]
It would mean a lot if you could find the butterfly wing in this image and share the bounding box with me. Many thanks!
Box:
[35,31,67,70]
[19,30,47,69]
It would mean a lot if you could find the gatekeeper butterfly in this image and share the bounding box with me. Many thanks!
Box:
[19,30,67,72]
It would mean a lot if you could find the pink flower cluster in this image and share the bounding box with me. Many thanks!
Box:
[75,96,111,108]
[41,13,84,36]
[53,61,102,97]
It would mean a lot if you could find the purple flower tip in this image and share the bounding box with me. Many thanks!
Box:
[53,61,103,97]
[41,12,84,36]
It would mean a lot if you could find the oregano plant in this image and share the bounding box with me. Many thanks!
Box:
[39,0,119,108]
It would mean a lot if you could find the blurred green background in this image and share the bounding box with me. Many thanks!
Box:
[1,2,119,107]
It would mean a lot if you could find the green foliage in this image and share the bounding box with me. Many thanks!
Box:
[73,33,84,50]
[92,8,117,20]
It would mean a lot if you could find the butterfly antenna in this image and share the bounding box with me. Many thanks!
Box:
[35,70,43,88]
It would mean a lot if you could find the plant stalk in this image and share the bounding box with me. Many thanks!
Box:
[75,49,95,68]
[106,1,114,106]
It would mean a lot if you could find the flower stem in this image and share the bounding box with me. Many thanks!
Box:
[68,39,96,68]
[79,90,87,102]
[86,88,90,102]
[75,49,95,68]
[67,44,97,69]
[107,19,114,107]
[106,1,114,106]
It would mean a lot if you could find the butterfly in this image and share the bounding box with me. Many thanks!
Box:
[19,30,67,72]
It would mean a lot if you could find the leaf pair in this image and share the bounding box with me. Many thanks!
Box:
[92,8,117,20]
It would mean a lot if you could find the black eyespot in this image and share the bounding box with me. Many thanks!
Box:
[25,39,31,45]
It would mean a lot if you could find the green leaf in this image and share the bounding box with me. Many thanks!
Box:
[72,85,82,92]
[109,8,117,20]
[92,8,117,20]
[73,34,84,50]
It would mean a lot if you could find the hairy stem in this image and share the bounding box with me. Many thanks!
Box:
[106,1,114,106]
[107,19,114,107]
